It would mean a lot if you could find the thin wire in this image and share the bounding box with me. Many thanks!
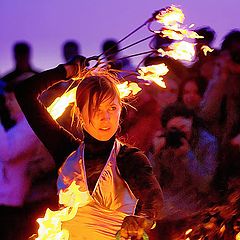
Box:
[98,35,154,62]
[113,50,156,61]
[98,19,153,59]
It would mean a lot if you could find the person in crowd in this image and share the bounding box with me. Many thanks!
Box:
[14,57,164,240]
[0,86,56,240]
[62,40,80,62]
[200,29,240,192]
[178,75,208,114]
[121,76,179,154]
[2,41,39,88]
[190,26,219,83]
[149,103,218,220]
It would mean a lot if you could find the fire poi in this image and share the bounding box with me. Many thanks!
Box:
[29,5,223,240]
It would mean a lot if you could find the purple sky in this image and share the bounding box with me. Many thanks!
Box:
[1,0,239,75]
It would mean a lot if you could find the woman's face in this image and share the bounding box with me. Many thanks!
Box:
[166,116,193,140]
[183,81,202,110]
[81,95,122,141]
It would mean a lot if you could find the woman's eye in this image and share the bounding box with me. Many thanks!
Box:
[109,106,117,111]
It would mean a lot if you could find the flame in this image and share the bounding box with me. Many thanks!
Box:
[185,228,193,235]
[137,63,169,88]
[155,5,185,28]
[158,41,195,61]
[117,81,142,98]
[47,87,76,120]
[236,232,240,240]
[201,45,214,56]
[35,181,91,240]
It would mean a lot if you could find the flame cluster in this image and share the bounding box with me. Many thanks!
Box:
[137,5,206,86]
[35,181,91,240]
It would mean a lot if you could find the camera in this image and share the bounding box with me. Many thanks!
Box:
[164,127,186,149]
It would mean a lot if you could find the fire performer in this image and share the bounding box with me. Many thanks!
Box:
[14,57,164,240]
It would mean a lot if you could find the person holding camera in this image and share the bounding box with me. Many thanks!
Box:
[149,103,218,220]
[200,29,240,193]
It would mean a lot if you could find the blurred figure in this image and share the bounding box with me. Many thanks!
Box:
[62,40,80,62]
[101,39,135,79]
[190,26,219,82]
[0,87,56,240]
[0,80,16,130]
[40,40,83,138]
[200,29,240,192]
[150,103,218,220]
[121,77,179,153]
[195,26,216,60]
[179,75,208,113]
[2,41,39,88]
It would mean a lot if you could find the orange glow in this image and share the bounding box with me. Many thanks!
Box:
[185,228,193,235]
[137,63,169,88]
[158,41,196,61]
[47,87,76,120]
[155,5,184,28]
[201,45,214,56]
[236,232,240,240]
[117,81,142,98]
[35,181,91,240]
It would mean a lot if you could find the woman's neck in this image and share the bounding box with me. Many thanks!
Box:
[83,130,115,156]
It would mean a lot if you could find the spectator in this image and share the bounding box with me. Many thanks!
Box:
[150,103,218,219]
[2,41,39,88]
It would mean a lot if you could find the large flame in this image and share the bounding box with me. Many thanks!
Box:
[47,88,76,120]
[158,41,196,61]
[35,181,91,240]
[137,63,169,88]
[155,5,185,28]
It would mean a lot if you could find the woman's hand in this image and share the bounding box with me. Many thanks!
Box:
[118,216,154,239]
[64,55,88,79]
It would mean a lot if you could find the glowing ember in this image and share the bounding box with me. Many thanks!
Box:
[185,229,193,235]
[158,41,196,61]
[137,63,169,88]
[47,87,76,120]
[35,181,91,240]
[201,45,214,56]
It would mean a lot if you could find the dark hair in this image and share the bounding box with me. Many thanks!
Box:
[161,102,195,128]
[195,26,216,45]
[102,39,119,56]
[76,73,121,121]
[179,75,208,101]
[221,29,240,50]
[13,42,30,57]
[63,40,80,62]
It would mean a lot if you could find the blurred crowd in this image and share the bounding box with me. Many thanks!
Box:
[0,26,240,240]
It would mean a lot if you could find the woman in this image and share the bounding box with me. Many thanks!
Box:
[15,59,163,240]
